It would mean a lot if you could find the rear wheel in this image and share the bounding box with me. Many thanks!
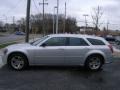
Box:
[85,55,103,71]
[8,53,28,70]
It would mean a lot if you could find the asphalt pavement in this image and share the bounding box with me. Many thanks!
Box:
[0,56,120,90]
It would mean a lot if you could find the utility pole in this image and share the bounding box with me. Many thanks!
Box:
[3,15,7,31]
[53,6,57,34]
[63,2,66,33]
[13,16,15,24]
[83,14,89,34]
[3,15,7,24]
[39,0,48,36]
[13,16,15,32]
[53,7,55,34]
[56,0,59,34]
[107,21,109,31]
[25,0,31,42]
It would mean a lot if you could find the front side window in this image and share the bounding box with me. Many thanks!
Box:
[31,36,49,46]
[69,37,88,46]
[87,38,105,45]
[44,37,66,46]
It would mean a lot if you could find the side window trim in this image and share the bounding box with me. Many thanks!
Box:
[42,37,67,46]
[87,38,105,45]
[68,37,89,46]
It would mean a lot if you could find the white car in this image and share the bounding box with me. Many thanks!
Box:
[1,34,113,71]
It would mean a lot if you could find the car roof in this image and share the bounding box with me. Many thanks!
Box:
[47,34,109,45]
[48,34,104,40]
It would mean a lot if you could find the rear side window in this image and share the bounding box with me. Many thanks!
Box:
[69,37,89,46]
[87,38,105,45]
[105,37,115,42]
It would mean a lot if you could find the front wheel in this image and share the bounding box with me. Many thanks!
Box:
[8,53,28,70]
[85,55,103,71]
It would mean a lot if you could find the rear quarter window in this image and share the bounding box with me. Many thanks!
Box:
[87,38,105,45]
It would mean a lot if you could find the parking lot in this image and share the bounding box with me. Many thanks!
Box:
[0,37,120,90]
[0,55,120,90]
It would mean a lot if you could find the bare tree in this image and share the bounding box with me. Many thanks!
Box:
[0,21,4,32]
[16,18,26,32]
[16,13,78,34]
[91,6,103,32]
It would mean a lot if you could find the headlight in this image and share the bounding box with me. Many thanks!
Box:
[2,48,8,54]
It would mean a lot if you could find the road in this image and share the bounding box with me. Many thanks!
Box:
[0,34,42,44]
[0,55,120,90]
[0,34,25,44]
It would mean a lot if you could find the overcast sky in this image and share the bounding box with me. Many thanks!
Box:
[0,0,120,30]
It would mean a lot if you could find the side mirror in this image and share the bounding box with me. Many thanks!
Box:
[41,43,46,47]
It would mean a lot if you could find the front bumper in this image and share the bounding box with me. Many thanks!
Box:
[1,54,7,65]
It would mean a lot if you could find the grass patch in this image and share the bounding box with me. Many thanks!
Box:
[0,42,17,49]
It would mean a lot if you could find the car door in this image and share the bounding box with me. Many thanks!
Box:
[64,37,89,65]
[34,37,67,65]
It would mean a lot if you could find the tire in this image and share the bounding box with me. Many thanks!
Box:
[7,53,28,70]
[85,55,103,71]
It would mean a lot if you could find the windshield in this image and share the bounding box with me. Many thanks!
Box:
[30,36,49,46]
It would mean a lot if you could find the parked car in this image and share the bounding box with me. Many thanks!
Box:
[104,37,120,49]
[115,40,120,45]
[104,37,116,44]
[15,31,25,35]
[1,34,113,71]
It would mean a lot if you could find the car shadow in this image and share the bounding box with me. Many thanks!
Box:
[0,65,106,84]
[0,64,103,73]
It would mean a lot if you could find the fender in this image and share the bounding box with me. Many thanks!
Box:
[84,50,106,62]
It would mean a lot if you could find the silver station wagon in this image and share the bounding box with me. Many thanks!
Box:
[2,34,113,71]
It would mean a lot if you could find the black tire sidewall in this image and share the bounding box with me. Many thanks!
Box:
[7,53,28,70]
[85,55,103,71]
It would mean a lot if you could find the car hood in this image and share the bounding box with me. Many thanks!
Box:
[6,43,32,49]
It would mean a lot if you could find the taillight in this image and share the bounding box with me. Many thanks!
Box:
[108,45,114,53]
